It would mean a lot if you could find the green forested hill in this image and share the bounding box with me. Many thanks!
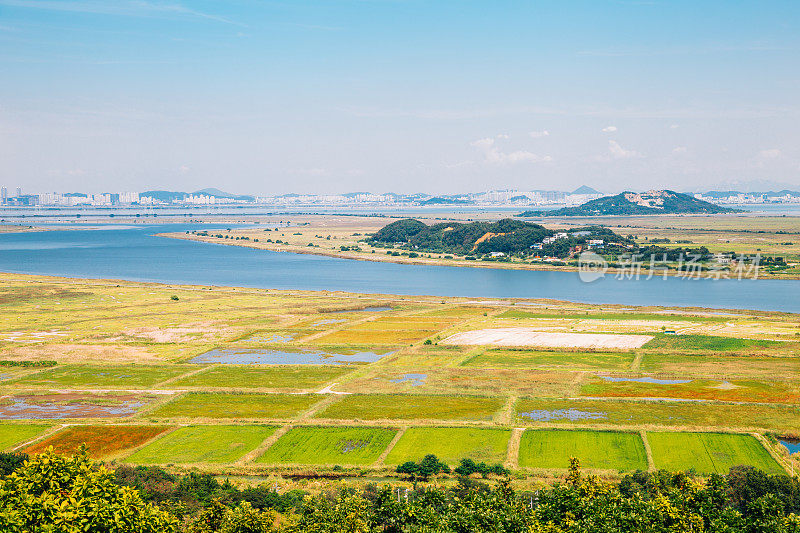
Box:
[367,218,631,257]
[520,190,742,216]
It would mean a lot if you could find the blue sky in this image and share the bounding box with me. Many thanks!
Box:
[1,0,799,194]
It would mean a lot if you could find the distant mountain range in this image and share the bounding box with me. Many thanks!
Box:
[519,190,743,217]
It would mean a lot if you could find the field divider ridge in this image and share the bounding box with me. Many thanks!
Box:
[640,430,655,471]
[753,432,794,475]
[131,390,190,419]
[568,371,589,396]
[299,312,385,343]
[10,423,68,452]
[113,424,184,462]
[629,351,644,371]
[496,396,517,425]
[450,346,487,367]
[152,364,215,387]
[505,427,524,470]
[427,306,507,347]
[373,426,407,468]
[236,424,291,465]
[295,394,340,421]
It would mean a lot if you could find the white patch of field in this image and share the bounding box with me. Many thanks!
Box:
[1,330,68,343]
[442,328,653,349]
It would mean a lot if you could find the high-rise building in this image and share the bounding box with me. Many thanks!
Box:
[1,187,7,205]
[15,187,21,197]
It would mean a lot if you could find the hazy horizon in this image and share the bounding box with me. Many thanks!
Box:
[1,1,799,195]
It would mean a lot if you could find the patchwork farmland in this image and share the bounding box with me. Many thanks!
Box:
[0,272,797,490]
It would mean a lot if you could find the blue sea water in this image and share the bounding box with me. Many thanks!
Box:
[0,224,796,312]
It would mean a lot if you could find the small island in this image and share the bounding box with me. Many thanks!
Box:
[519,190,742,217]
[365,218,634,259]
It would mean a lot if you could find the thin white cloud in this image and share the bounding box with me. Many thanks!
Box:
[496,133,510,139]
[669,124,680,129]
[470,138,495,149]
[758,148,781,159]
[602,126,618,133]
[0,0,245,27]
[529,130,550,138]
[607,140,643,159]
[470,137,552,165]
[672,146,687,154]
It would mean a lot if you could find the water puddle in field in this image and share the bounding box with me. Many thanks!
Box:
[190,348,394,365]
[0,394,146,419]
[328,306,393,314]
[390,373,427,386]
[239,332,298,344]
[779,438,800,454]
[599,375,692,385]
[519,408,608,421]
[339,439,369,453]
[309,318,348,327]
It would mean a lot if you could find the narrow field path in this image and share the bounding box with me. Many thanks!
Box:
[315,383,350,395]
[505,428,524,469]
[115,425,184,462]
[754,432,794,475]
[567,372,589,396]
[630,351,644,372]
[641,430,655,471]
[153,365,214,387]
[449,346,487,367]
[236,425,291,465]
[373,426,407,468]
[496,396,518,425]
[10,424,67,452]
[295,395,339,421]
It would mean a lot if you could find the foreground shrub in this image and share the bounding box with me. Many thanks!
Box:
[0,446,176,533]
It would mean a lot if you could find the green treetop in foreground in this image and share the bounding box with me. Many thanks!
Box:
[2,449,800,532]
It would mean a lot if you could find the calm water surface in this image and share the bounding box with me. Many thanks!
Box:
[0,224,796,312]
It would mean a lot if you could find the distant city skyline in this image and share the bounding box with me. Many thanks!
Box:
[1,1,799,194]
[3,184,799,209]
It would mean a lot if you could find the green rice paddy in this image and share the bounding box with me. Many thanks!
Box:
[125,425,276,464]
[517,429,648,471]
[147,393,323,419]
[384,427,511,465]
[647,432,783,474]
[315,394,505,421]
[0,424,50,451]
[10,364,195,388]
[257,426,397,465]
[461,349,633,371]
[165,365,350,390]
[643,334,787,352]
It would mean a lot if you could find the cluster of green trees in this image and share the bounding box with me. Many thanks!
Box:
[2,450,800,532]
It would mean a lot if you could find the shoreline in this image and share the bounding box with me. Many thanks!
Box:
[0,271,793,318]
[160,232,800,281]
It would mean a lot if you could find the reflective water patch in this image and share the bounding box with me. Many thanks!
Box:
[390,373,427,386]
[519,408,608,421]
